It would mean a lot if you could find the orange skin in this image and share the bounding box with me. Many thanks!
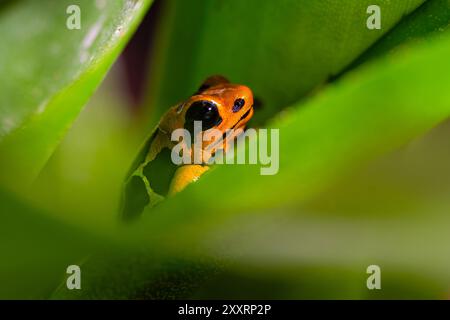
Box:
[146,75,254,195]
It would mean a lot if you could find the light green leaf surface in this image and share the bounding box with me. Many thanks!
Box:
[350,0,450,68]
[0,0,152,192]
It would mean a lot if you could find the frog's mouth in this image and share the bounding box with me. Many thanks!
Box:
[202,105,254,154]
[231,106,254,130]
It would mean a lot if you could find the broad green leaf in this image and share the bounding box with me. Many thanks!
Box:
[0,0,152,192]
[190,119,450,299]
[350,0,450,68]
[0,188,104,299]
[144,0,425,125]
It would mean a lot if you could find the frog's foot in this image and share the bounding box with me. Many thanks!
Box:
[168,165,209,196]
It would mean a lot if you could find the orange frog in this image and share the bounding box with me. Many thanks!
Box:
[121,75,254,219]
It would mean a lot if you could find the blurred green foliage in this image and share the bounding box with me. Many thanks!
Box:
[0,0,450,299]
[0,190,104,299]
[0,0,152,191]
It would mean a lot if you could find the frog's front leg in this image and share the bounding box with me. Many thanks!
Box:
[168,165,209,196]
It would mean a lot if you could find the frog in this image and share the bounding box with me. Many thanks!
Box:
[121,75,254,220]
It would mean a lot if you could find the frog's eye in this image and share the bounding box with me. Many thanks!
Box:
[232,98,245,113]
[185,100,222,134]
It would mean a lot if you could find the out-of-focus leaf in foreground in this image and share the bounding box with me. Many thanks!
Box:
[6,0,450,299]
[0,189,103,299]
[0,0,152,192]
[190,119,450,299]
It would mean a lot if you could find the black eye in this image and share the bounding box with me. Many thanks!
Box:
[232,98,245,113]
[185,100,222,134]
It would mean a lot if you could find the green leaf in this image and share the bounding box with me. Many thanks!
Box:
[0,0,152,192]
[0,188,104,299]
[144,0,425,125]
[350,0,450,68]
[188,119,450,299]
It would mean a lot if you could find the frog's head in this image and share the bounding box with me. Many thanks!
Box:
[183,75,254,136]
[160,76,254,137]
